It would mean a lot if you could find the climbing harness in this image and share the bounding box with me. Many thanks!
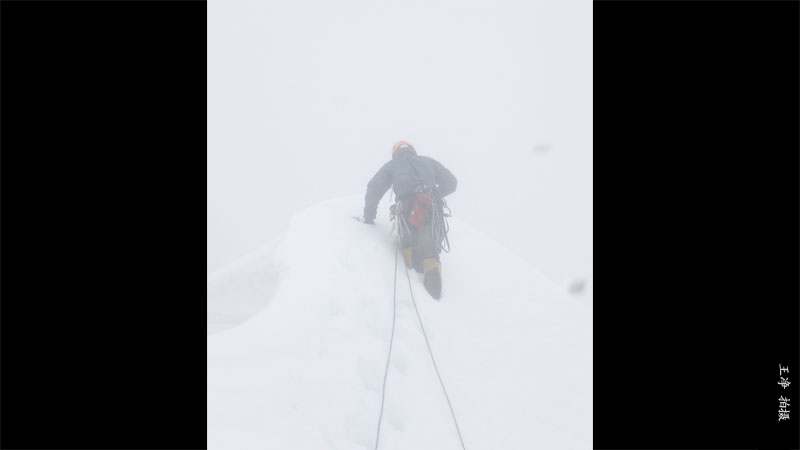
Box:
[401,158,452,253]
[389,186,451,254]
[373,220,466,450]
[427,186,452,254]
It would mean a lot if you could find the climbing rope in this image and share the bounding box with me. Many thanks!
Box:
[402,260,467,450]
[374,238,399,450]
[373,234,467,450]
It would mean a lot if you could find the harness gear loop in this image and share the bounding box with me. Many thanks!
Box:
[390,186,451,253]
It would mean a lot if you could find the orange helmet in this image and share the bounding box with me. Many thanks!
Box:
[392,140,414,155]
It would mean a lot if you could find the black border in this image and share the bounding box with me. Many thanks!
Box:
[594,1,799,449]
[1,1,207,449]
[2,0,799,449]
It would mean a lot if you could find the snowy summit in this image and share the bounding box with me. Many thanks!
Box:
[207,195,592,450]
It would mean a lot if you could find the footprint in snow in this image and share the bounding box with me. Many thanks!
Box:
[357,357,381,392]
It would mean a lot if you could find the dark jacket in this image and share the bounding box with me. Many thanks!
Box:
[363,146,457,222]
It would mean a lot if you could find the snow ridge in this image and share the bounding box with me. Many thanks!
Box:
[208,195,592,450]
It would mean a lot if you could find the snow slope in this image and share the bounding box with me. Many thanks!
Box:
[207,195,592,450]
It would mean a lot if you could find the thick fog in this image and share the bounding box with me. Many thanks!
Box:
[207,0,592,302]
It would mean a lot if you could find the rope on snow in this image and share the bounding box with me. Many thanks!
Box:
[373,227,466,450]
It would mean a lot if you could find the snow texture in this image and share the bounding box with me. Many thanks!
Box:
[208,195,592,449]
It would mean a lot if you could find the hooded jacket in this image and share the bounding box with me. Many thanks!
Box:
[363,146,457,223]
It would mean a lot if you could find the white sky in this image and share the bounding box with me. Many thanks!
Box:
[208,0,592,302]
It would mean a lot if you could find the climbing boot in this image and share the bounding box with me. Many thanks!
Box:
[402,247,414,269]
[423,258,442,300]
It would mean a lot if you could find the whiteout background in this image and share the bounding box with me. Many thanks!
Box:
[207,0,592,303]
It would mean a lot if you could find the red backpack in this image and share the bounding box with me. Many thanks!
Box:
[407,192,432,227]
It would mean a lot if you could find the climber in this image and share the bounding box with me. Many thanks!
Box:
[362,141,457,299]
